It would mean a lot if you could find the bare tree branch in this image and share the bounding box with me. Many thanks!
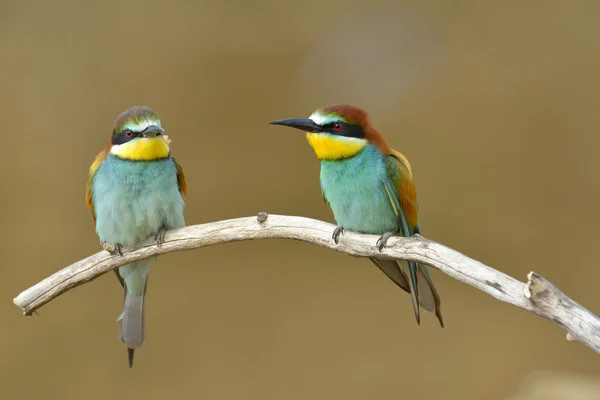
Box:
[13,213,600,353]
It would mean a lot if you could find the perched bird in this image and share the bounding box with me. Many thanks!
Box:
[85,106,187,367]
[268,104,443,327]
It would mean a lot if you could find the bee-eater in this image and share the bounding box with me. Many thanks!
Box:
[269,104,443,327]
[85,106,187,367]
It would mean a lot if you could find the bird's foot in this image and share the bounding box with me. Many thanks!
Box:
[154,228,167,247]
[332,226,345,244]
[376,231,398,252]
[103,242,124,256]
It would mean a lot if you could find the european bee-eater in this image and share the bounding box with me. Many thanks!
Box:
[85,106,187,367]
[269,104,443,327]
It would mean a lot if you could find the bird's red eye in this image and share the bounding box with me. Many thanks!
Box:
[125,130,133,137]
[333,122,343,131]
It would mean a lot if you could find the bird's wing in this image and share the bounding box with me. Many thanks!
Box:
[384,149,419,234]
[85,145,110,223]
[172,157,187,197]
[381,148,444,326]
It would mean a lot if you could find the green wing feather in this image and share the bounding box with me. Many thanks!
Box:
[382,151,444,327]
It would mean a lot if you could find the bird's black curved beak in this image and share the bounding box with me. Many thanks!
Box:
[141,125,165,138]
[268,118,322,133]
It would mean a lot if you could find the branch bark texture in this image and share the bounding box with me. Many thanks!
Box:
[13,214,600,353]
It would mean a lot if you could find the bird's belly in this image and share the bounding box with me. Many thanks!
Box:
[321,158,399,235]
[92,158,185,246]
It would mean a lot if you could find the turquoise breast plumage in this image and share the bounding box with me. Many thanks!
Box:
[320,144,399,235]
[92,155,185,247]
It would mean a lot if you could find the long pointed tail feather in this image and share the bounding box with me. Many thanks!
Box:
[120,287,147,347]
[416,263,444,327]
[370,258,443,326]
[404,261,421,325]
[117,259,154,368]
[127,348,135,368]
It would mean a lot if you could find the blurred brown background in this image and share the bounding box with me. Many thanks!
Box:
[1,1,599,399]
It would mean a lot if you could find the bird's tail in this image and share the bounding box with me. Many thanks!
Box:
[370,258,444,327]
[116,258,155,368]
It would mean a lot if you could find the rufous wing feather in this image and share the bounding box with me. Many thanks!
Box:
[172,157,187,197]
[85,144,110,223]
[387,149,419,232]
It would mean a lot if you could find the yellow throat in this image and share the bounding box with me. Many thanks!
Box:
[110,137,170,161]
[306,133,367,160]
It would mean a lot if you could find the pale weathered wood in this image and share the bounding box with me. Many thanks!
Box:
[13,213,600,353]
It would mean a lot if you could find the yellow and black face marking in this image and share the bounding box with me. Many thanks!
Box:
[109,106,170,161]
[268,111,368,161]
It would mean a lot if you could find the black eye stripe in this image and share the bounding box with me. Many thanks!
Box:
[323,122,365,139]
[112,130,139,145]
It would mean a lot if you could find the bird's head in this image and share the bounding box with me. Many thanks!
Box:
[269,104,385,161]
[109,106,171,161]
